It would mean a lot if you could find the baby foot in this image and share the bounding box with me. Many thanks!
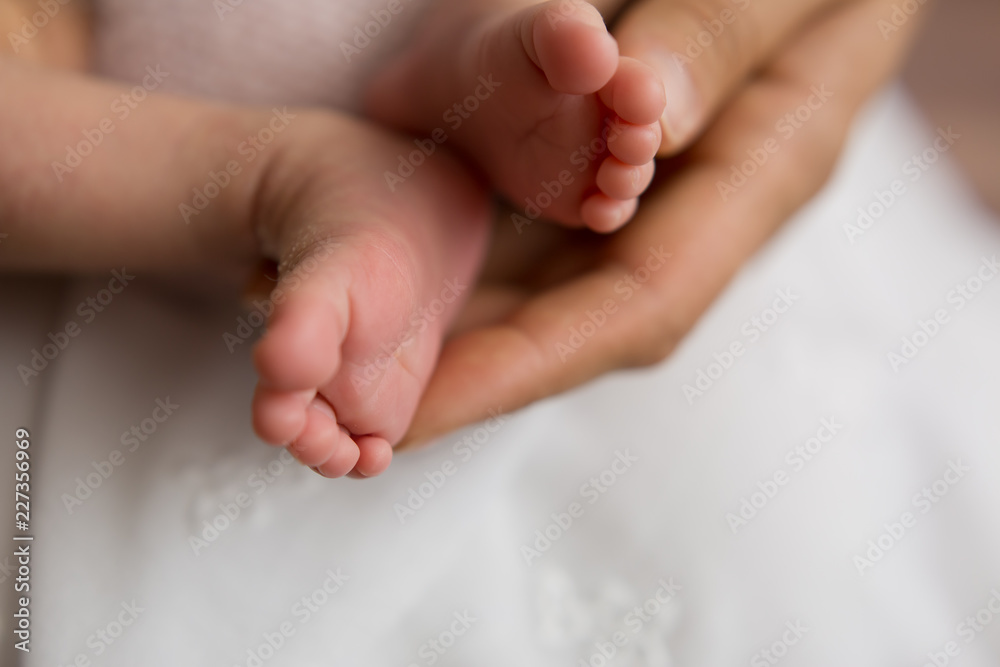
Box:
[250,113,491,478]
[367,0,666,233]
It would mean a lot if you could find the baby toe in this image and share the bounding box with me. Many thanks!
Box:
[288,398,343,468]
[314,430,362,479]
[596,158,655,200]
[581,194,638,233]
[607,119,662,166]
[252,248,350,393]
[351,436,394,478]
[252,385,313,446]
[532,0,618,94]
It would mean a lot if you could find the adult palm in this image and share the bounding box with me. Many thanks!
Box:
[401,0,925,447]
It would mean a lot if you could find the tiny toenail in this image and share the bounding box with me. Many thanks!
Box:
[311,466,332,479]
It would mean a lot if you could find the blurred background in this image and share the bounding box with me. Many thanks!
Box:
[902,0,999,213]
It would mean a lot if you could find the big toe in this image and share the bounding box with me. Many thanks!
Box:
[528,0,619,94]
[253,245,349,392]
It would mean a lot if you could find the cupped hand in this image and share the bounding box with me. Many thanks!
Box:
[399,0,926,447]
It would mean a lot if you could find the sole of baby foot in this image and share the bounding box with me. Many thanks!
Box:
[249,113,491,478]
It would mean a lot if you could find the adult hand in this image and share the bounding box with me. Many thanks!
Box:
[399,0,926,446]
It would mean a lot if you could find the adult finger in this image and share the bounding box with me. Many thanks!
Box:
[612,0,840,153]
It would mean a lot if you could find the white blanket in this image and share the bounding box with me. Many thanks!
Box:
[5,86,1000,666]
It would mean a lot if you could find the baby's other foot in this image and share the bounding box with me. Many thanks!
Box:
[368,0,665,233]
[251,114,490,478]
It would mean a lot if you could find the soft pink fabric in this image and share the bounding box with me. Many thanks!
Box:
[93,0,430,111]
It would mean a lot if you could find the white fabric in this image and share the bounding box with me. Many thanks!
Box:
[93,0,431,111]
[6,86,999,666]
